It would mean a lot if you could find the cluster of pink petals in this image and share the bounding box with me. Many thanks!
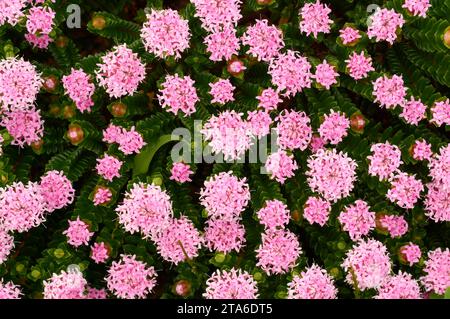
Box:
[0,0,26,26]
[203,218,245,253]
[106,254,157,299]
[318,110,350,145]
[86,287,108,299]
[424,181,450,222]
[339,27,361,45]
[209,78,235,104]
[256,229,301,275]
[373,75,407,109]
[247,110,272,138]
[402,0,431,18]
[368,142,403,181]
[91,242,109,264]
[191,0,242,33]
[341,239,391,291]
[375,272,421,299]
[63,216,94,247]
[141,9,191,59]
[241,19,284,62]
[379,215,408,238]
[367,8,405,44]
[256,199,290,230]
[287,264,337,299]
[96,154,123,182]
[427,144,450,191]
[431,99,450,126]
[303,196,331,226]
[299,0,333,38]
[275,110,312,151]
[338,200,376,241]
[309,135,326,153]
[26,6,55,34]
[93,187,112,206]
[43,270,87,299]
[268,50,312,97]
[0,279,21,299]
[387,172,423,209]
[400,97,427,125]
[170,162,193,183]
[1,108,44,147]
[204,27,240,62]
[203,268,258,299]
[158,74,199,116]
[314,60,339,90]
[25,33,53,49]
[420,248,450,294]
[102,124,146,155]
[345,51,374,80]
[265,150,298,184]
[39,170,75,212]
[62,69,95,113]
[116,183,173,240]
[306,149,358,202]
[0,230,14,264]
[412,140,433,161]
[257,88,282,112]
[200,171,250,219]
[96,45,146,98]
[401,243,422,266]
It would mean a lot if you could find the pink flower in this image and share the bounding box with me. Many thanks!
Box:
[93,187,112,206]
[170,162,193,183]
[158,74,199,116]
[63,217,94,247]
[116,183,173,240]
[62,68,95,113]
[256,229,301,275]
[379,215,408,238]
[102,124,123,144]
[303,196,331,226]
[141,9,190,59]
[309,135,326,153]
[400,243,421,266]
[275,110,312,151]
[0,0,26,26]
[314,60,339,90]
[403,0,431,17]
[420,248,450,294]
[204,27,240,62]
[26,6,55,35]
[200,171,250,220]
[155,216,202,265]
[375,272,421,299]
[43,270,87,299]
[209,78,235,105]
[428,144,450,189]
[257,199,290,230]
[318,110,350,145]
[412,140,433,161]
[91,242,109,264]
[339,27,361,45]
[86,287,108,299]
[96,154,123,182]
[424,181,450,222]
[257,88,282,112]
[268,50,312,97]
[400,97,427,125]
[227,59,246,74]
[241,19,284,62]
[386,172,423,209]
[367,8,405,44]
[341,239,391,291]
[345,51,375,80]
[25,33,53,49]
[431,99,450,127]
[106,254,157,299]
[204,218,246,253]
[368,142,403,181]
[0,230,14,265]
[203,268,258,299]
[306,149,358,202]
[1,108,44,147]
[0,279,21,299]
[191,0,242,33]
[338,200,376,241]
[117,127,146,155]
[287,264,337,299]
[299,0,333,38]
[247,110,272,138]
[265,150,299,184]
[96,45,146,98]
[39,170,75,212]
[372,74,407,109]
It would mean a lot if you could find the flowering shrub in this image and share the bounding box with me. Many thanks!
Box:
[0,0,449,300]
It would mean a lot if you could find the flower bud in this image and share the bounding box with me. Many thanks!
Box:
[91,15,106,30]
[67,124,84,145]
[174,280,191,297]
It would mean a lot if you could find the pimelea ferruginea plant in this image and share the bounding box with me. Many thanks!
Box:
[0,0,448,300]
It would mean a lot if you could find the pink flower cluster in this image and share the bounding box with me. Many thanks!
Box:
[0,0,26,26]
[43,270,87,299]
[93,187,112,206]
[287,264,337,299]
[372,75,407,109]
[241,19,284,62]
[265,150,298,184]
[96,154,123,182]
[401,243,421,266]
[424,181,450,222]
[247,110,272,138]
[158,74,199,116]
[412,140,433,161]
[420,248,450,294]
[0,230,14,264]
[400,97,427,125]
[314,60,339,90]
[39,170,75,212]
[170,162,193,183]
[345,51,374,80]
[102,124,146,155]
[63,216,94,247]
[91,242,109,264]
[431,99,450,127]
[204,218,245,253]
[275,110,312,151]
[209,78,235,105]
[0,279,21,299]
[367,8,405,44]
[256,199,290,230]
[204,27,240,62]
[303,196,331,226]
[191,0,242,32]
[379,215,408,238]
[203,268,258,299]
[387,173,423,209]
[257,88,282,112]
[299,0,333,38]
[339,27,361,45]
[375,272,421,299]
[318,110,350,145]
[338,200,375,241]
[368,142,402,181]
[62,69,96,113]
[1,108,44,147]
[402,0,431,18]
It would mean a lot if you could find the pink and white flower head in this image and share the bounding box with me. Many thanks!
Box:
[386,172,423,209]
[63,217,94,247]
[201,110,253,161]
[287,264,338,299]
[0,181,46,233]
[402,0,431,18]
[319,110,350,145]
[158,74,199,116]
[428,144,450,189]
[95,45,146,98]
[431,99,450,127]
[368,142,403,181]
[62,69,95,113]
[257,88,282,112]
[199,171,250,220]
[91,242,109,264]
[170,162,193,183]
[25,33,53,49]
[303,196,331,226]
[1,108,44,147]
[0,230,14,264]
[412,140,433,161]
[379,215,408,238]
[0,0,26,26]
[247,110,272,138]
[314,60,339,90]
[299,0,333,38]
[43,270,87,299]
[155,216,202,265]
[191,0,242,33]
[102,124,123,144]
[341,239,391,291]
[96,154,123,182]
[400,243,421,266]
[116,183,173,240]
[204,218,246,253]
[375,272,421,299]
[39,170,75,212]
[0,57,42,111]
[400,97,427,125]
[420,248,450,295]
[86,287,108,299]
[268,51,312,97]
[26,6,55,35]
[372,74,407,109]
[209,79,235,105]
[93,187,113,206]
[106,254,157,299]
[345,51,375,80]
[256,229,302,275]
[0,279,21,299]
[256,199,290,230]
[309,135,326,153]
[241,19,284,62]
[203,268,258,299]
[265,150,298,184]
[367,8,405,44]
[338,200,376,241]
[306,149,358,203]
[424,181,450,222]
[204,27,240,62]
[339,27,361,45]
[275,110,312,151]
[117,127,146,155]
[141,9,191,59]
